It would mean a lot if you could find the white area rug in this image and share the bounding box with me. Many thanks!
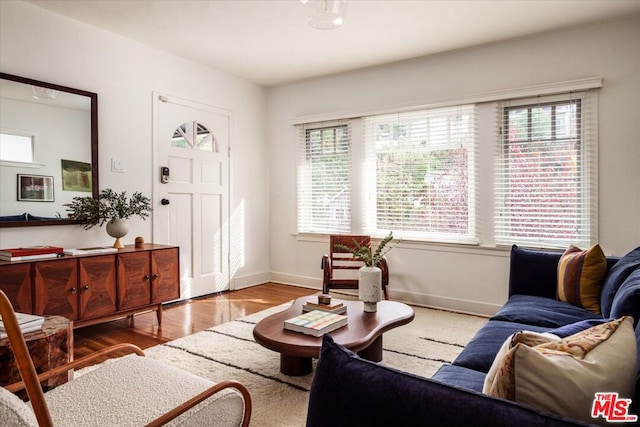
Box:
[135,303,487,427]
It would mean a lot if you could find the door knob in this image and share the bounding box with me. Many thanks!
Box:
[161,198,170,205]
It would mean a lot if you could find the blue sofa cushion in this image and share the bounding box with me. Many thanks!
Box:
[307,335,588,427]
[452,320,549,373]
[432,363,486,392]
[610,267,640,328]
[26,213,61,221]
[508,245,562,299]
[601,247,640,317]
[490,294,600,328]
[0,213,27,222]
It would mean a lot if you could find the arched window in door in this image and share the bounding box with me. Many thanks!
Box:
[171,121,219,152]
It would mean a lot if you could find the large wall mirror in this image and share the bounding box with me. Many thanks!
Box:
[0,72,98,228]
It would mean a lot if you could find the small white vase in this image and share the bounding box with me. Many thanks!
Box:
[105,218,129,249]
[359,266,382,312]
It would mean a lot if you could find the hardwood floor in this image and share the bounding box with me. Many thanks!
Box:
[73,283,315,363]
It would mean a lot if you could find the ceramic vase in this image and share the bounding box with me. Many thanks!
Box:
[105,218,129,249]
[359,265,382,312]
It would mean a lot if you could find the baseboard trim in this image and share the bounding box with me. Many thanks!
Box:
[389,289,500,317]
[269,272,322,290]
[266,272,500,317]
[232,271,272,290]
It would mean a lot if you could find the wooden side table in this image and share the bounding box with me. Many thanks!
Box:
[0,316,73,394]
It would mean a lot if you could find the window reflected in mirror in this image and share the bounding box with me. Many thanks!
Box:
[0,132,34,163]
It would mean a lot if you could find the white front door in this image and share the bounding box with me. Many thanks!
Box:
[152,93,231,299]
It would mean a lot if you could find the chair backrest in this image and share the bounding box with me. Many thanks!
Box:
[328,235,370,281]
[0,291,53,426]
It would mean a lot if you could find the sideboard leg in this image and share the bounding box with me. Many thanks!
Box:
[156,304,163,325]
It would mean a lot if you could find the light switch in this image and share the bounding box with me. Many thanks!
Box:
[111,158,125,173]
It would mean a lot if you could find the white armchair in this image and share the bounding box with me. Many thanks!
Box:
[0,291,251,427]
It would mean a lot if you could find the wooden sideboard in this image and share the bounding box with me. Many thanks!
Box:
[0,244,179,328]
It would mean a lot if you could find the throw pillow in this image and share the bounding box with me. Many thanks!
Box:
[557,244,607,314]
[485,317,637,426]
[482,330,560,396]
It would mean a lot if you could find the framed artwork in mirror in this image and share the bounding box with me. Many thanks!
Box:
[17,174,54,202]
[61,159,92,192]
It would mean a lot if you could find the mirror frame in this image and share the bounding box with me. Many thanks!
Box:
[0,72,99,227]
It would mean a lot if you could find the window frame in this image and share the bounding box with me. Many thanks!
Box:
[296,121,352,234]
[494,91,597,249]
[362,105,478,244]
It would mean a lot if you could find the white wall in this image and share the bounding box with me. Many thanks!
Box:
[0,1,270,291]
[268,15,640,315]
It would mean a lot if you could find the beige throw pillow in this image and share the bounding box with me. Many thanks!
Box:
[482,330,560,398]
[484,317,637,426]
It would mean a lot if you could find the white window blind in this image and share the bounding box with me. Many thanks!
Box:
[297,121,351,233]
[363,105,478,243]
[494,91,597,249]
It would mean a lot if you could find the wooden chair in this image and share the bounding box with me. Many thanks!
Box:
[0,290,251,427]
[321,235,390,300]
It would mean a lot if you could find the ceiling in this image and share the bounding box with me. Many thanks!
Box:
[28,0,640,87]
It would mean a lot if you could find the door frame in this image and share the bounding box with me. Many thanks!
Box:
[151,91,233,294]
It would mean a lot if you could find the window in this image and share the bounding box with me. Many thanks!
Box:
[297,122,351,233]
[494,92,596,248]
[294,79,600,248]
[0,132,34,163]
[364,106,477,243]
[171,122,217,152]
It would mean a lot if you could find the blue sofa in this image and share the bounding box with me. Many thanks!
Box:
[307,245,640,427]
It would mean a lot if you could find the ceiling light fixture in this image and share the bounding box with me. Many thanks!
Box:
[301,0,348,30]
[32,86,60,100]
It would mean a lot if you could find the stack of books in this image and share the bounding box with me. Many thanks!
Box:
[0,246,64,262]
[284,310,348,337]
[0,312,45,339]
[63,246,118,256]
[302,300,347,314]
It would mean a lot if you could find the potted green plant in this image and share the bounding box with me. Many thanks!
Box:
[64,188,151,248]
[336,231,396,312]
[340,231,395,267]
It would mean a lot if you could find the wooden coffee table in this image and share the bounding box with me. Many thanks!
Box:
[253,296,414,376]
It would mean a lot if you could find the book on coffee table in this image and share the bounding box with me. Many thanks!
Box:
[284,310,348,337]
[302,301,347,314]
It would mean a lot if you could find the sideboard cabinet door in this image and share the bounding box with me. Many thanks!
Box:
[151,247,180,303]
[33,259,78,320]
[0,263,32,313]
[78,255,117,320]
[117,251,152,310]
